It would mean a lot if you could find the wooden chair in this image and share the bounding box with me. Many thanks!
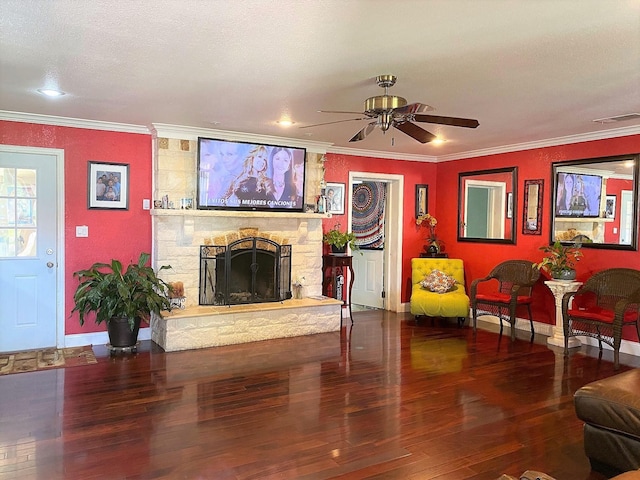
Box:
[470,260,540,341]
[562,268,640,370]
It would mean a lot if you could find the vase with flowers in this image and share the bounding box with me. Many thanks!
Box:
[416,213,442,254]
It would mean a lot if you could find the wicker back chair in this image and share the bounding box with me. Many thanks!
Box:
[562,268,640,370]
[470,260,540,341]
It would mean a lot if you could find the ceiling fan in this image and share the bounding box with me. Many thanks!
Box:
[301,75,479,144]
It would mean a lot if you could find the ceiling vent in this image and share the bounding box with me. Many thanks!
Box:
[592,113,640,124]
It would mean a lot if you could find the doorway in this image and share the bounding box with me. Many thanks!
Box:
[347,172,403,312]
[0,145,64,351]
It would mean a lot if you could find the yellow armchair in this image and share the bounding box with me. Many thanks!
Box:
[410,258,470,326]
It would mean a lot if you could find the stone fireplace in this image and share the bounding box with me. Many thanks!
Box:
[149,134,341,352]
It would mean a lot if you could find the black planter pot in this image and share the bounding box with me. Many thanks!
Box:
[331,245,347,254]
[107,317,141,347]
[552,269,577,281]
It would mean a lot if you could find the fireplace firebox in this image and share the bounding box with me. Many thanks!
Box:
[199,237,292,305]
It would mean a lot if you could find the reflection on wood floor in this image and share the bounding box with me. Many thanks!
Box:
[1,310,638,479]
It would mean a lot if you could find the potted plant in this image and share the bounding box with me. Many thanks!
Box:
[71,252,172,347]
[322,224,359,254]
[534,241,583,280]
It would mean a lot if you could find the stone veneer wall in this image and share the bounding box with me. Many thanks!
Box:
[152,138,327,307]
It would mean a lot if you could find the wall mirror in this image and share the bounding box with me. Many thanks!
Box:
[458,167,517,244]
[523,179,544,235]
[551,154,639,250]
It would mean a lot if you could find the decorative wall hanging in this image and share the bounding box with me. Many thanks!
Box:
[352,181,386,250]
[522,179,543,235]
[415,184,428,217]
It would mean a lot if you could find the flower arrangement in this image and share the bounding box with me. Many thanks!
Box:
[534,241,583,279]
[416,213,441,253]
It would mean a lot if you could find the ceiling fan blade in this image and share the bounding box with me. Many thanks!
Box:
[393,122,437,144]
[393,102,433,115]
[413,114,479,128]
[300,117,370,129]
[349,122,376,142]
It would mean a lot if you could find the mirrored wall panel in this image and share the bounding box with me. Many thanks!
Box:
[458,167,517,244]
[551,154,638,250]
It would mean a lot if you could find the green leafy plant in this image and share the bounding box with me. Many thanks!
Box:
[71,252,172,330]
[322,224,359,251]
[534,241,583,276]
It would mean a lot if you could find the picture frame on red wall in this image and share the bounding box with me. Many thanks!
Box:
[87,161,129,210]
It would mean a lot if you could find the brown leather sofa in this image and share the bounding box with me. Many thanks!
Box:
[574,369,640,476]
[498,469,640,479]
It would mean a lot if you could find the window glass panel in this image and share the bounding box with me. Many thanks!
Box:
[17,199,36,226]
[0,199,16,227]
[0,229,16,257]
[0,168,15,196]
[16,169,36,197]
[17,229,36,257]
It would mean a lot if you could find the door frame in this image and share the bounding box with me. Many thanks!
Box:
[347,172,403,313]
[0,144,66,347]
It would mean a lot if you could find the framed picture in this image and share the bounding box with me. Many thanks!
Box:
[506,192,513,219]
[87,161,129,210]
[326,182,345,215]
[415,184,428,217]
[605,195,616,219]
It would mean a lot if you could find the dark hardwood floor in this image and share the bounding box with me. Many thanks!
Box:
[1,311,638,480]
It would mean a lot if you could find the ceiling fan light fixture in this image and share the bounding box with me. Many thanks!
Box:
[364,95,407,115]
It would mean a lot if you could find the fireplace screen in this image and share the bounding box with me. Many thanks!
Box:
[199,237,292,305]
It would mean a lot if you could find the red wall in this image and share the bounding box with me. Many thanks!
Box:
[0,120,153,335]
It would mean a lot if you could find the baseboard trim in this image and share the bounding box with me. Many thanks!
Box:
[64,327,151,348]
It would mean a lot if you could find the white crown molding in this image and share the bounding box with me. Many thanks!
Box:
[327,145,438,163]
[150,123,333,154]
[0,110,149,134]
[2,111,638,161]
[438,124,640,162]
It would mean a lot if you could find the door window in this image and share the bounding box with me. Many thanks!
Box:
[0,168,37,257]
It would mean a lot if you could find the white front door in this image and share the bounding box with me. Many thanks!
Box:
[0,148,59,351]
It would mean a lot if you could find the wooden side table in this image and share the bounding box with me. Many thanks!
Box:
[419,253,448,258]
[322,254,354,324]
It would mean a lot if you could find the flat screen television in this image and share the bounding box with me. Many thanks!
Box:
[197,137,306,212]
[555,172,602,217]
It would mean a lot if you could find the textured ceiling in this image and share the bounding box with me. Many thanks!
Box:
[1,0,639,159]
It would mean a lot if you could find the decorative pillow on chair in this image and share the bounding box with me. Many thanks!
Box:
[420,269,457,293]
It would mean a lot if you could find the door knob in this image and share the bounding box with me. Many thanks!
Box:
[47,262,54,268]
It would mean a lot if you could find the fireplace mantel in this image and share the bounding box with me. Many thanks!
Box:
[151,209,331,220]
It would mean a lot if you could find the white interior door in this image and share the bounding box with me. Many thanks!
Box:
[352,249,384,309]
[0,148,59,351]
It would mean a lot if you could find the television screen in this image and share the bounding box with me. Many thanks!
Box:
[197,138,306,212]
[555,172,602,217]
